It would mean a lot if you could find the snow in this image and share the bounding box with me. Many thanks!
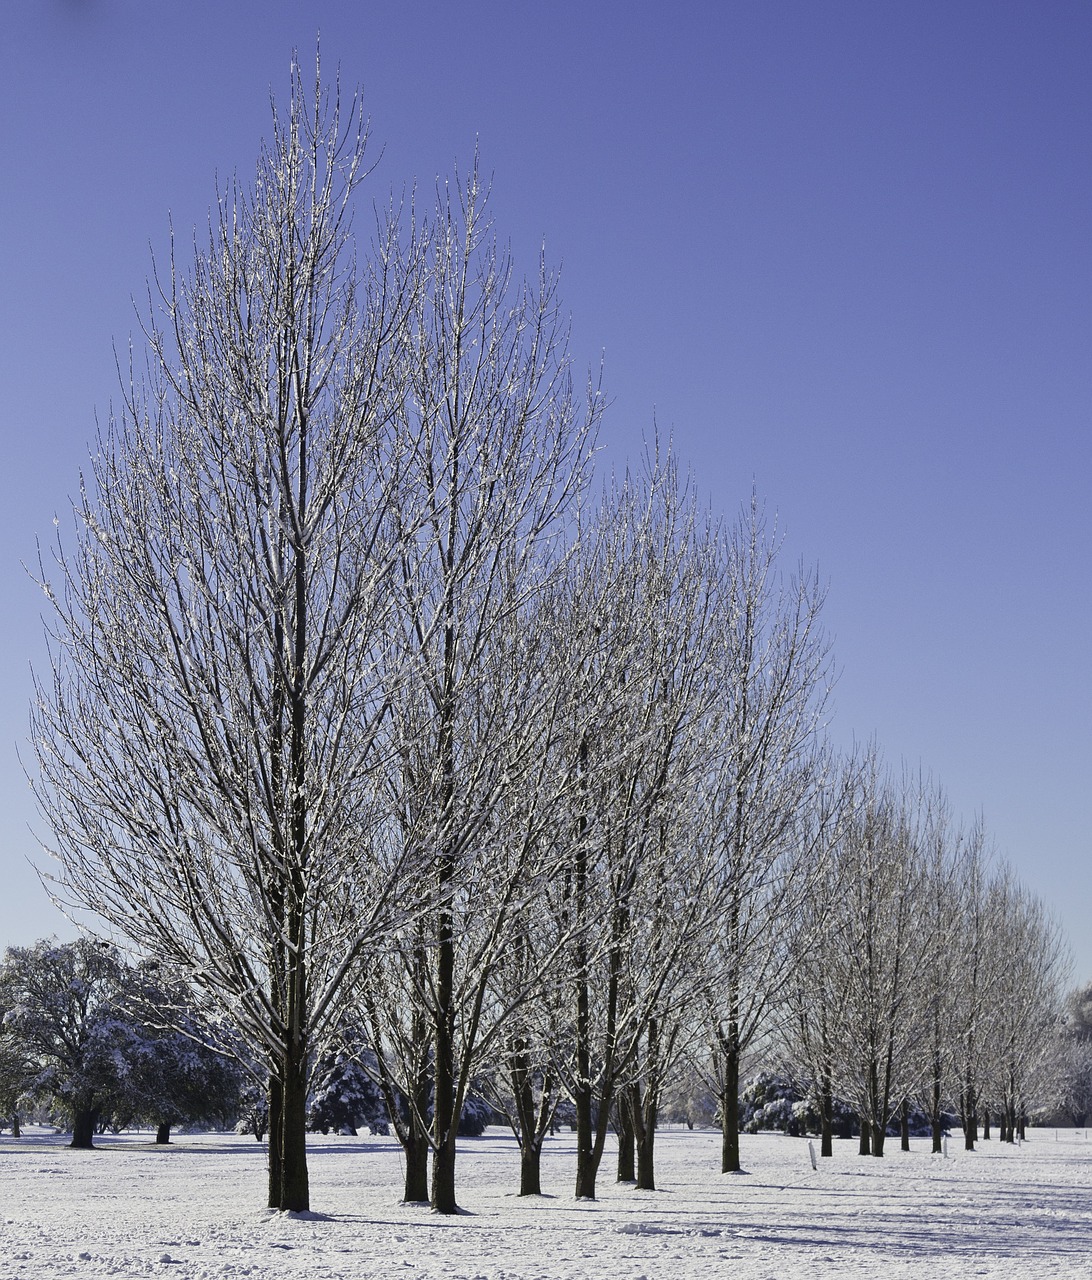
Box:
[3,1125,1092,1278]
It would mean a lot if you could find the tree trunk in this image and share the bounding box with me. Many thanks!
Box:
[403,1121,430,1203]
[635,1092,657,1192]
[858,1113,871,1156]
[961,1084,977,1151]
[820,1075,833,1158]
[900,1100,910,1152]
[519,1141,543,1196]
[267,1070,284,1206]
[431,1129,458,1215]
[430,681,459,1217]
[155,1122,171,1145]
[509,1037,548,1196]
[871,1120,886,1157]
[617,1092,636,1182]
[720,1044,741,1173]
[11,1113,21,1138]
[982,1107,991,1140]
[574,1084,599,1199]
[931,1061,943,1154]
[431,884,459,1214]
[70,1105,99,1150]
[279,1038,310,1212]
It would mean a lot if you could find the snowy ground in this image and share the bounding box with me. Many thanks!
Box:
[2,1125,1091,1279]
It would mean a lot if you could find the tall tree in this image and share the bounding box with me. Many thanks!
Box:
[982,870,1068,1141]
[362,159,600,1214]
[825,759,931,1157]
[912,785,964,1154]
[701,496,832,1174]
[779,752,859,1158]
[552,451,721,1200]
[30,61,422,1209]
[947,826,995,1150]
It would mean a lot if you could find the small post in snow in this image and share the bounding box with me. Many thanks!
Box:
[942,1135,948,1158]
[808,1140,817,1171]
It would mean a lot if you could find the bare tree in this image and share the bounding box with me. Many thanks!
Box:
[912,784,965,1154]
[548,450,721,1200]
[981,870,1069,1141]
[1054,983,1092,1125]
[700,496,833,1174]
[779,750,859,1157]
[29,61,422,1210]
[947,825,996,1150]
[823,759,932,1156]
[359,160,600,1214]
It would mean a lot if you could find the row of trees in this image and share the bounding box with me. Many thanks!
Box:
[782,761,1068,1161]
[26,61,1070,1214]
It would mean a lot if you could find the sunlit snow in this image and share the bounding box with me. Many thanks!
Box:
[3,1125,1090,1278]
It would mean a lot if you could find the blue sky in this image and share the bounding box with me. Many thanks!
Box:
[2,1,1090,978]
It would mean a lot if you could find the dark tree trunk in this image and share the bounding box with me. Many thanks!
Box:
[429,667,460,1217]
[858,1113,871,1156]
[574,1083,599,1199]
[819,1074,833,1158]
[635,1090,657,1192]
[431,1129,458,1215]
[931,1060,943,1154]
[279,1037,310,1212]
[11,1113,21,1138]
[431,879,459,1214]
[900,1099,910,1152]
[720,1043,741,1172]
[982,1107,991,1140]
[70,1106,99,1149]
[509,1036,550,1196]
[868,1058,888,1157]
[961,1084,977,1151]
[267,1069,284,1206]
[617,1092,636,1182]
[519,1142,543,1196]
[156,1122,171,1145]
[403,1118,430,1203]
[572,768,597,1203]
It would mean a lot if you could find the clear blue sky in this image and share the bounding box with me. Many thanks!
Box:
[2,1,1090,978]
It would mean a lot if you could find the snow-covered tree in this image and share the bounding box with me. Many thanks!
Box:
[1053,983,1092,1125]
[779,751,860,1157]
[908,785,967,1153]
[0,940,140,1146]
[29,60,424,1209]
[822,760,932,1156]
[947,830,998,1149]
[699,495,833,1174]
[980,870,1068,1141]
[121,965,247,1143]
[308,1038,387,1135]
[357,157,600,1213]
[546,451,721,1199]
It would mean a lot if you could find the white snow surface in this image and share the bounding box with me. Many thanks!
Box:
[2,1125,1091,1278]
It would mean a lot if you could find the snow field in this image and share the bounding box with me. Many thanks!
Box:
[2,1126,1092,1279]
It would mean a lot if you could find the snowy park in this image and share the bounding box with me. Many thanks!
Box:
[3,1125,1092,1280]
[4,10,1092,1280]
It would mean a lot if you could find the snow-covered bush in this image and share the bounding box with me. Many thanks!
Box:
[309,1050,388,1136]
[738,1071,856,1137]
